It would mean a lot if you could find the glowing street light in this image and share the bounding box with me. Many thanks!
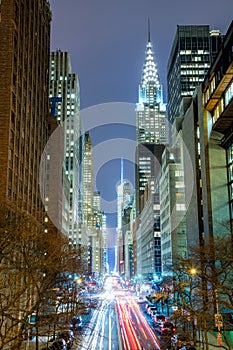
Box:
[190,267,197,275]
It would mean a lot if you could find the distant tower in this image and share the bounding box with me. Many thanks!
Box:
[167,25,223,125]
[92,191,103,274]
[83,132,94,226]
[115,159,133,274]
[102,212,108,273]
[83,131,94,274]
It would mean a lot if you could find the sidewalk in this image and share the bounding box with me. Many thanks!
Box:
[195,331,233,350]
[21,339,47,350]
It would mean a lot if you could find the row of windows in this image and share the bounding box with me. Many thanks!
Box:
[181,69,207,75]
[228,146,233,223]
[225,80,233,106]
[180,50,209,55]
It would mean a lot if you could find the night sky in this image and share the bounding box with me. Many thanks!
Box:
[48,0,232,248]
[49,0,232,108]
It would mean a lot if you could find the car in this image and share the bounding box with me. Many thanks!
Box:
[146,304,156,314]
[59,330,74,349]
[147,306,158,317]
[136,296,147,304]
[171,333,192,348]
[145,302,154,312]
[82,306,91,314]
[70,315,83,330]
[153,313,166,325]
[150,308,159,318]
[155,321,176,335]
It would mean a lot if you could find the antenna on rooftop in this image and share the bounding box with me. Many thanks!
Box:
[120,158,124,183]
[148,18,151,42]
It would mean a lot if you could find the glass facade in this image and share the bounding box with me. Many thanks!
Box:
[49,51,81,243]
[137,39,167,145]
[136,36,167,213]
[167,25,223,124]
[227,145,233,224]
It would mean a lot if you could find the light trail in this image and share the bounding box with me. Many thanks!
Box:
[116,295,161,350]
[82,298,113,350]
[116,298,142,350]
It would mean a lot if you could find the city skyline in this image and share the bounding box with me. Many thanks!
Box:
[0,2,232,347]
[48,1,232,229]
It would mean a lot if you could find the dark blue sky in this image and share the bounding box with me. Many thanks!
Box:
[49,0,232,108]
[48,0,232,231]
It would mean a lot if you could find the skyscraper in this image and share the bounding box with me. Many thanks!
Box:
[83,131,94,274]
[167,25,223,124]
[116,178,133,274]
[136,25,167,213]
[0,1,51,346]
[83,131,94,227]
[134,23,167,280]
[0,0,51,215]
[92,191,103,275]
[136,27,167,144]
[49,50,81,245]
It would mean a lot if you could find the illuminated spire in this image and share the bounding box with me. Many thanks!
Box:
[141,44,160,88]
[141,21,160,89]
[139,21,162,105]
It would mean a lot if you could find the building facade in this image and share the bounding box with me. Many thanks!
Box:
[167,25,223,125]
[82,131,94,274]
[134,27,167,280]
[160,148,187,276]
[0,0,51,215]
[136,30,167,214]
[202,20,233,233]
[116,178,133,274]
[191,21,232,247]
[0,0,51,346]
[172,21,233,259]
[92,191,103,275]
[136,33,167,145]
[49,50,81,244]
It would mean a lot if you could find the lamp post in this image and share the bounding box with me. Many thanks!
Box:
[189,267,197,346]
[188,266,208,349]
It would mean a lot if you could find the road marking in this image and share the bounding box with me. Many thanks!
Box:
[109,311,112,350]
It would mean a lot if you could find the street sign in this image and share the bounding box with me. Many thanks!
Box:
[215,314,223,329]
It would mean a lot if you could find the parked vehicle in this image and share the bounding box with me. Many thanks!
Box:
[136,296,147,304]
[154,321,176,335]
[59,330,74,349]
[70,315,83,330]
[48,338,67,350]
[150,308,159,318]
[147,306,158,317]
[145,302,154,312]
[153,313,166,325]
[171,333,192,347]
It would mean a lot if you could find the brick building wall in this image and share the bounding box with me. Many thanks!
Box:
[0,0,51,215]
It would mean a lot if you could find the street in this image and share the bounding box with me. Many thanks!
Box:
[75,277,164,350]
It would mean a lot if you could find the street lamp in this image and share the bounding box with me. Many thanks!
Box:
[188,267,198,345]
[190,267,197,276]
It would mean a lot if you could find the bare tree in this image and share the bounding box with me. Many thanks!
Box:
[169,232,233,350]
[0,201,86,349]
